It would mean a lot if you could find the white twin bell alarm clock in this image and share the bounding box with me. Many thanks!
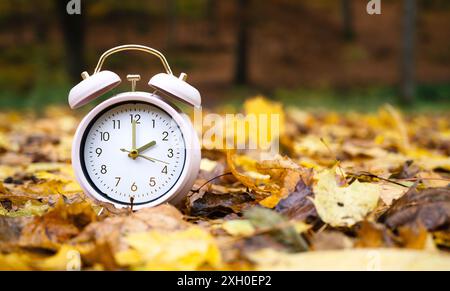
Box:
[69,45,201,209]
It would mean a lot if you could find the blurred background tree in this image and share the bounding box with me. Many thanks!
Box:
[56,0,86,82]
[341,0,354,41]
[0,0,448,111]
[400,0,416,104]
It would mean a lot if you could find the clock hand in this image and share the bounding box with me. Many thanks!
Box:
[128,120,138,159]
[136,140,156,154]
[139,154,170,165]
[131,119,137,149]
[120,148,168,165]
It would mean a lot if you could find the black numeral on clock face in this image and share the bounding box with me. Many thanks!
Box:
[101,165,107,174]
[100,132,110,141]
[130,114,141,124]
[167,148,173,158]
[149,177,156,187]
[162,131,169,141]
[113,120,121,129]
[131,182,138,192]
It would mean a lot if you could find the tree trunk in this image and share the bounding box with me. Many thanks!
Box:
[33,2,49,44]
[234,0,250,85]
[56,0,85,83]
[400,0,416,104]
[207,0,219,38]
[341,0,354,41]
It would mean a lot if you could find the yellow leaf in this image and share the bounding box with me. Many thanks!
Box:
[259,169,300,208]
[243,96,285,149]
[249,248,450,271]
[227,151,305,208]
[115,227,222,270]
[200,158,218,172]
[222,220,255,237]
[0,253,32,271]
[313,168,380,227]
[33,245,81,271]
[226,150,268,193]
[293,221,311,233]
[0,200,49,217]
[377,104,410,153]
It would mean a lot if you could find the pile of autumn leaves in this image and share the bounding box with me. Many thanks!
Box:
[0,98,449,270]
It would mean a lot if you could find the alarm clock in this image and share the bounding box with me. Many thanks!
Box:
[68,45,201,209]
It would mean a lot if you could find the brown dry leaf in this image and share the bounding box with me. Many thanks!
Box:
[397,224,432,250]
[274,170,318,222]
[389,160,420,179]
[355,221,397,248]
[433,231,450,249]
[188,191,255,218]
[381,186,450,231]
[18,199,97,250]
[72,204,190,254]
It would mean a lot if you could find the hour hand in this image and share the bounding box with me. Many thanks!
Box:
[136,140,156,154]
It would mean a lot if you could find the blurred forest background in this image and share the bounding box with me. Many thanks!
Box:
[0,0,449,111]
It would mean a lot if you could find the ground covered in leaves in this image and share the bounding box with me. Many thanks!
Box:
[0,97,449,270]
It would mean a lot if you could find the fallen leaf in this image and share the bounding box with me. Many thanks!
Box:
[189,191,254,218]
[244,207,309,252]
[18,199,97,250]
[379,182,408,206]
[249,248,450,270]
[389,160,419,179]
[222,220,255,237]
[72,204,190,254]
[311,231,354,250]
[313,168,380,227]
[33,244,81,271]
[274,172,317,222]
[381,186,450,231]
[243,96,285,147]
[115,227,222,270]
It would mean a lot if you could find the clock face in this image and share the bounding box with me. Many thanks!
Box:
[80,101,186,205]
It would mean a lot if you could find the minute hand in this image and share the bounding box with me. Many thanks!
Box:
[136,140,156,154]
[138,154,169,165]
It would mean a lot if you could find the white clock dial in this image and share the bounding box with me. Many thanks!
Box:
[81,102,186,206]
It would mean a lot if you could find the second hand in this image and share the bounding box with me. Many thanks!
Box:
[120,148,169,165]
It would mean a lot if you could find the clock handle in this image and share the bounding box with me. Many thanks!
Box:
[92,44,173,75]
